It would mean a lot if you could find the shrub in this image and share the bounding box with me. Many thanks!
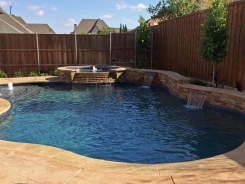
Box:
[0,70,8,78]
[54,69,58,76]
[190,78,208,86]
[40,73,50,76]
[29,71,38,77]
[14,70,24,77]
[40,68,51,76]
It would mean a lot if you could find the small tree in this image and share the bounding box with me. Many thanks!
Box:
[97,27,115,34]
[198,0,229,84]
[120,24,122,33]
[79,31,88,34]
[123,24,127,32]
[136,16,151,69]
[120,24,128,33]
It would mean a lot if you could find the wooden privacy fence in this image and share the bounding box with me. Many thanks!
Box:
[1,0,244,88]
[0,33,140,77]
[156,0,245,88]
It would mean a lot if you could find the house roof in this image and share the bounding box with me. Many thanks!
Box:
[74,19,109,34]
[0,8,32,33]
[0,19,23,33]
[11,15,27,25]
[0,7,55,34]
[25,24,56,34]
[111,28,120,33]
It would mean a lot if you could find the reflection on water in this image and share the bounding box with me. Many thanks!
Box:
[0,83,244,164]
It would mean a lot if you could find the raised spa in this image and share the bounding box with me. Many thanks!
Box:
[57,65,127,84]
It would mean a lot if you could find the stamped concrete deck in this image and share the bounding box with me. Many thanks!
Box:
[0,76,245,183]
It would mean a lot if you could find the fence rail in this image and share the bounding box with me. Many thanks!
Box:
[0,0,244,88]
[0,33,139,76]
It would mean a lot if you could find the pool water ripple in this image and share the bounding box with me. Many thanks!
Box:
[0,83,245,164]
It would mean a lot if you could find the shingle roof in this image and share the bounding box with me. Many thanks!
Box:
[0,7,55,34]
[25,24,56,34]
[0,8,33,33]
[11,15,26,25]
[0,19,23,33]
[74,19,109,34]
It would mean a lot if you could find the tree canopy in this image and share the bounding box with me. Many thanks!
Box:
[136,16,151,68]
[199,0,229,64]
[97,27,115,34]
[120,24,128,33]
[147,0,201,20]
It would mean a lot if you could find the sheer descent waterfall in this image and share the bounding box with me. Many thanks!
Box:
[187,90,209,108]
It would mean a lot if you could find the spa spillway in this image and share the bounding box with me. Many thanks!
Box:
[57,65,128,84]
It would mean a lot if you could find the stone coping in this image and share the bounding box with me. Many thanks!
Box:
[0,76,61,85]
[0,98,11,116]
[57,66,129,72]
[127,68,190,82]
[124,69,245,114]
[179,83,245,98]
[0,75,245,183]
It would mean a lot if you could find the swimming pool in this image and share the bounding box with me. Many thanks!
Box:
[0,83,245,164]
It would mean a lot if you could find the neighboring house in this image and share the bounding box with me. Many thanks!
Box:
[0,8,32,33]
[73,19,120,34]
[73,19,108,34]
[0,7,55,34]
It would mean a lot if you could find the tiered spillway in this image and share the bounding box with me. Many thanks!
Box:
[57,66,128,84]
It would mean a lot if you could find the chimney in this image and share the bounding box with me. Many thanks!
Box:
[10,6,12,15]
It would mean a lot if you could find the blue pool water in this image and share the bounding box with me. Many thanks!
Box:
[0,83,245,164]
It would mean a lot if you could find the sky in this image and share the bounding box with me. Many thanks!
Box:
[0,0,160,34]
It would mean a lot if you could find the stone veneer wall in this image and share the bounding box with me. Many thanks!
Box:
[118,69,245,114]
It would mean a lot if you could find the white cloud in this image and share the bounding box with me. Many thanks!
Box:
[27,4,42,11]
[130,4,147,12]
[51,5,58,11]
[101,14,112,19]
[35,10,44,16]
[116,2,128,10]
[65,18,77,27]
[0,0,10,7]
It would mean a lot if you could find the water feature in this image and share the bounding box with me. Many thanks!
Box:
[92,66,97,72]
[8,83,13,90]
[0,83,244,164]
[142,72,155,88]
[186,90,209,109]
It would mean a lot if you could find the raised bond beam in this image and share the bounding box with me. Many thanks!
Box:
[57,65,128,84]
[57,67,245,114]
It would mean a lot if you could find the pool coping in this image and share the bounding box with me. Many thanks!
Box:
[0,76,245,183]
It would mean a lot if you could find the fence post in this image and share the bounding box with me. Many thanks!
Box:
[75,33,78,66]
[110,32,112,66]
[36,33,40,74]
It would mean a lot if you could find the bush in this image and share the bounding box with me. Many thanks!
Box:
[29,71,38,77]
[54,69,58,76]
[14,70,24,77]
[40,73,50,76]
[0,70,8,78]
[190,78,208,86]
[40,68,51,76]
